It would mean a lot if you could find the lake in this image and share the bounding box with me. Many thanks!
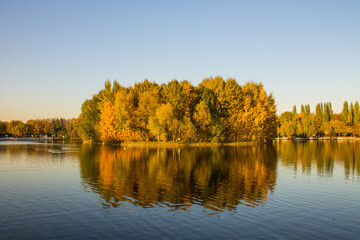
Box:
[0,141,359,239]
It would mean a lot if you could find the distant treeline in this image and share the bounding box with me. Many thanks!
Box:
[76,77,277,143]
[0,118,78,138]
[278,101,360,137]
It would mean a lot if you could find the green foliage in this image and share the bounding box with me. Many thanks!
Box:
[76,96,101,141]
[0,121,7,134]
[278,101,360,138]
[320,102,333,122]
[305,104,311,116]
[315,103,323,121]
[348,103,354,125]
[1,119,77,138]
[354,102,360,124]
[301,105,305,114]
[342,101,349,122]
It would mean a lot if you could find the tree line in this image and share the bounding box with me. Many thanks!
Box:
[75,77,277,143]
[0,118,78,138]
[278,101,360,137]
[2,77,359,141]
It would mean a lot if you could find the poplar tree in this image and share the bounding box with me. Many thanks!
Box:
[323,103,331,122]
[329,102,334,119]
[354,101,360,124]
[342,101,349,122]
[305,104,311,116]
[301,105,305,114]
[348,103,354,125]
[315,103,323,121]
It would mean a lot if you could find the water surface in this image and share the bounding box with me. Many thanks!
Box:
[0,141,359,239]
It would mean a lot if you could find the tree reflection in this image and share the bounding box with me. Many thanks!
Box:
[277,141,360,179]
[79,145,278,212]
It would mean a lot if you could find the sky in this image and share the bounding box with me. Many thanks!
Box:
[0,0,359,121]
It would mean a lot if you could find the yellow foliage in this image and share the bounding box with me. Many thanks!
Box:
[80,78,278,143]
[99,101,116,142]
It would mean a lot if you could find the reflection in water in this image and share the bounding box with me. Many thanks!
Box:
[1,141,360,239]
[79,145,278,212]
[277,141,360,179]
[0,141,79,162]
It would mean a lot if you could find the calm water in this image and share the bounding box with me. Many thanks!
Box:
[0,141,359,239]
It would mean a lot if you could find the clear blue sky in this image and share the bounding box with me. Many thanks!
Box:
[0,0,359,121]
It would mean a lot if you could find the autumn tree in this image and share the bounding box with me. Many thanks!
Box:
[238,82,277,142]
[193,101,212,141]
[99,102,116,142]
[342,101,349,122]
[0,121,7,136]
[148,103,174,141]
[315,103,323,122]
[354,101,360,124]
[348,103,354,125]
[76,96,101,141]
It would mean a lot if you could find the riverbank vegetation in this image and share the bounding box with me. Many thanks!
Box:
[0,118,78,138]
[75,77,277,143]
[278,101,360,138]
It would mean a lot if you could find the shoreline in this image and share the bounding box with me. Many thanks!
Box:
[1,137,359,147]
[0,137,81,142]
[272,137,360,141]
[0,137,260,147]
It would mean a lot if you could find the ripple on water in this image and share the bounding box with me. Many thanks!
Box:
[1,142,360,239]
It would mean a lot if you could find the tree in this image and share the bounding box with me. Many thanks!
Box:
[193,101,212,141]
[301,105,305,114]
[114,89,131,131]
[342,101,349,122]
[303,115,316,137]
[354,101,360,124]
[280,121,297,137]
[348,103,354,125]
[279,111,294,124]
[76,96,101,141]
[305,104,311,116]
[322,121,333,137]
[99,102,116,142]
[331,120,349,136]
[150,103,174,141]
[239,82,277,142]
[316,103,323,121]
[136,88,160,128]
[98,80,120,104]
[161,80,184,120]
[7,121,22,137]
[0,121,7,136]
[323,102,332,122]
